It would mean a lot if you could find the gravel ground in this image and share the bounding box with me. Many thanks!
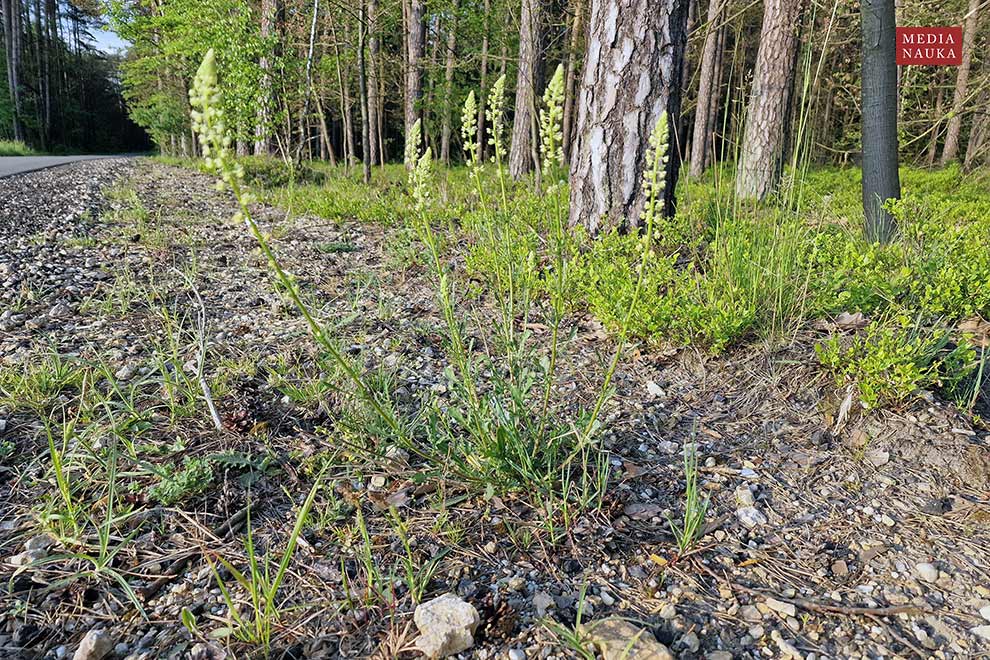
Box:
[1,159,989,659]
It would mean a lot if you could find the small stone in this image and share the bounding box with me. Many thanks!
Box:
[533,592,554,618]
[368,475,387,491]
[736,507,767,529]
[679,631,700,653]
[189,642,227,659]
[880,514,895,527]
[508,650,526,660]
[114,365,136,381]
[770,630,802,659]
[384,446,409,469]
[915,563,938,583]
[734,485,755,507]
[578,617,674,660]
[971,625,990,641]
[765,597,797,617]
[864,449,889,467]
[739,605,762,622]
[831,560,848,577]
[506,576,526,592]
[599,590,615,607]
[980,605,990,622]
[8,549,46,566]
[413,593,480,658]
[707,653,732,660]
[49,302,71,318]
[24,534,56,551]
[73,630,114,660]
[659,603,677,620]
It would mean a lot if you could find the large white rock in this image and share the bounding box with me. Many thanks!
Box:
[413,593,480,658]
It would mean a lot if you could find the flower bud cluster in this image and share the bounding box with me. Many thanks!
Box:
[539,64,565,180]
[486,74,507,163]
[189,49,247,194]
[461,91,482,176]
[641,112,669,224]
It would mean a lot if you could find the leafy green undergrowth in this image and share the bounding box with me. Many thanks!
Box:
[167,152,990,411]
[0,139,39,156]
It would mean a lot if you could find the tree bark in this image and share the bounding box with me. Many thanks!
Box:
[440,1,459,166]
[3,0,24,141]
[255,0,277,155]
[689,0,724,178]
[329,10,355,167]
[940,0,979,165]
[568,0,689,234]
[861,0,900,243]
[477,0,490,160]
[358,0,372,182]
[508,0,542,179]
[561,0,585,166]
[404,0,425,166]
[926,77,944,167]
[314,92,338,165]
[367,0,381,165]
[963,89,988,171]
[735,0,803,199]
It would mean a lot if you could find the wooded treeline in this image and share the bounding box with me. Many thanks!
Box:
[103,0,987,178]
[1,0,149,151]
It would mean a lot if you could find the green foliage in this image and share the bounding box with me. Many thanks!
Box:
[0,352,85,413]
[815,315,976,408]
[667,441,709,556]
[572,229,687,341]
[0,139,37,156]
[148,457,214,505]
[111,0,273,150]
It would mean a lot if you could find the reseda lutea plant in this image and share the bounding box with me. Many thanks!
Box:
[189,49,404,440]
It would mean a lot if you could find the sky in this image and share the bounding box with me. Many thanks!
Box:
[92,25,130,54]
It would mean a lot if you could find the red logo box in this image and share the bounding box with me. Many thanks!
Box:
[896,27,963,65]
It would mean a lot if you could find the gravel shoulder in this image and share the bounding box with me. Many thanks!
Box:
[1,159,989,659]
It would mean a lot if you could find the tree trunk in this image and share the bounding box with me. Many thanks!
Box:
[440,1,459,166]
[861,0,900,243]
[709,22,727,166]
[477,0,490,160]
[255,0,277,155]
[358,0,372,183]
[404,0,425,166]
[3,0,24,142]
[329,10,354,167]
[561,0,585,166]
[314,92,338,166]
[508,0,542,179]
[926,78,944,167]
[294,0,320,164]
[568,0,689,234]
[689,0,724,178]
[963,89,988,171]
[735,0,803,199]
[940,0,979,165]
[367,0,381,165]
[424,17,441,154]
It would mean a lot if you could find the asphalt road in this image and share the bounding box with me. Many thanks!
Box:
[0,155,126,178]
